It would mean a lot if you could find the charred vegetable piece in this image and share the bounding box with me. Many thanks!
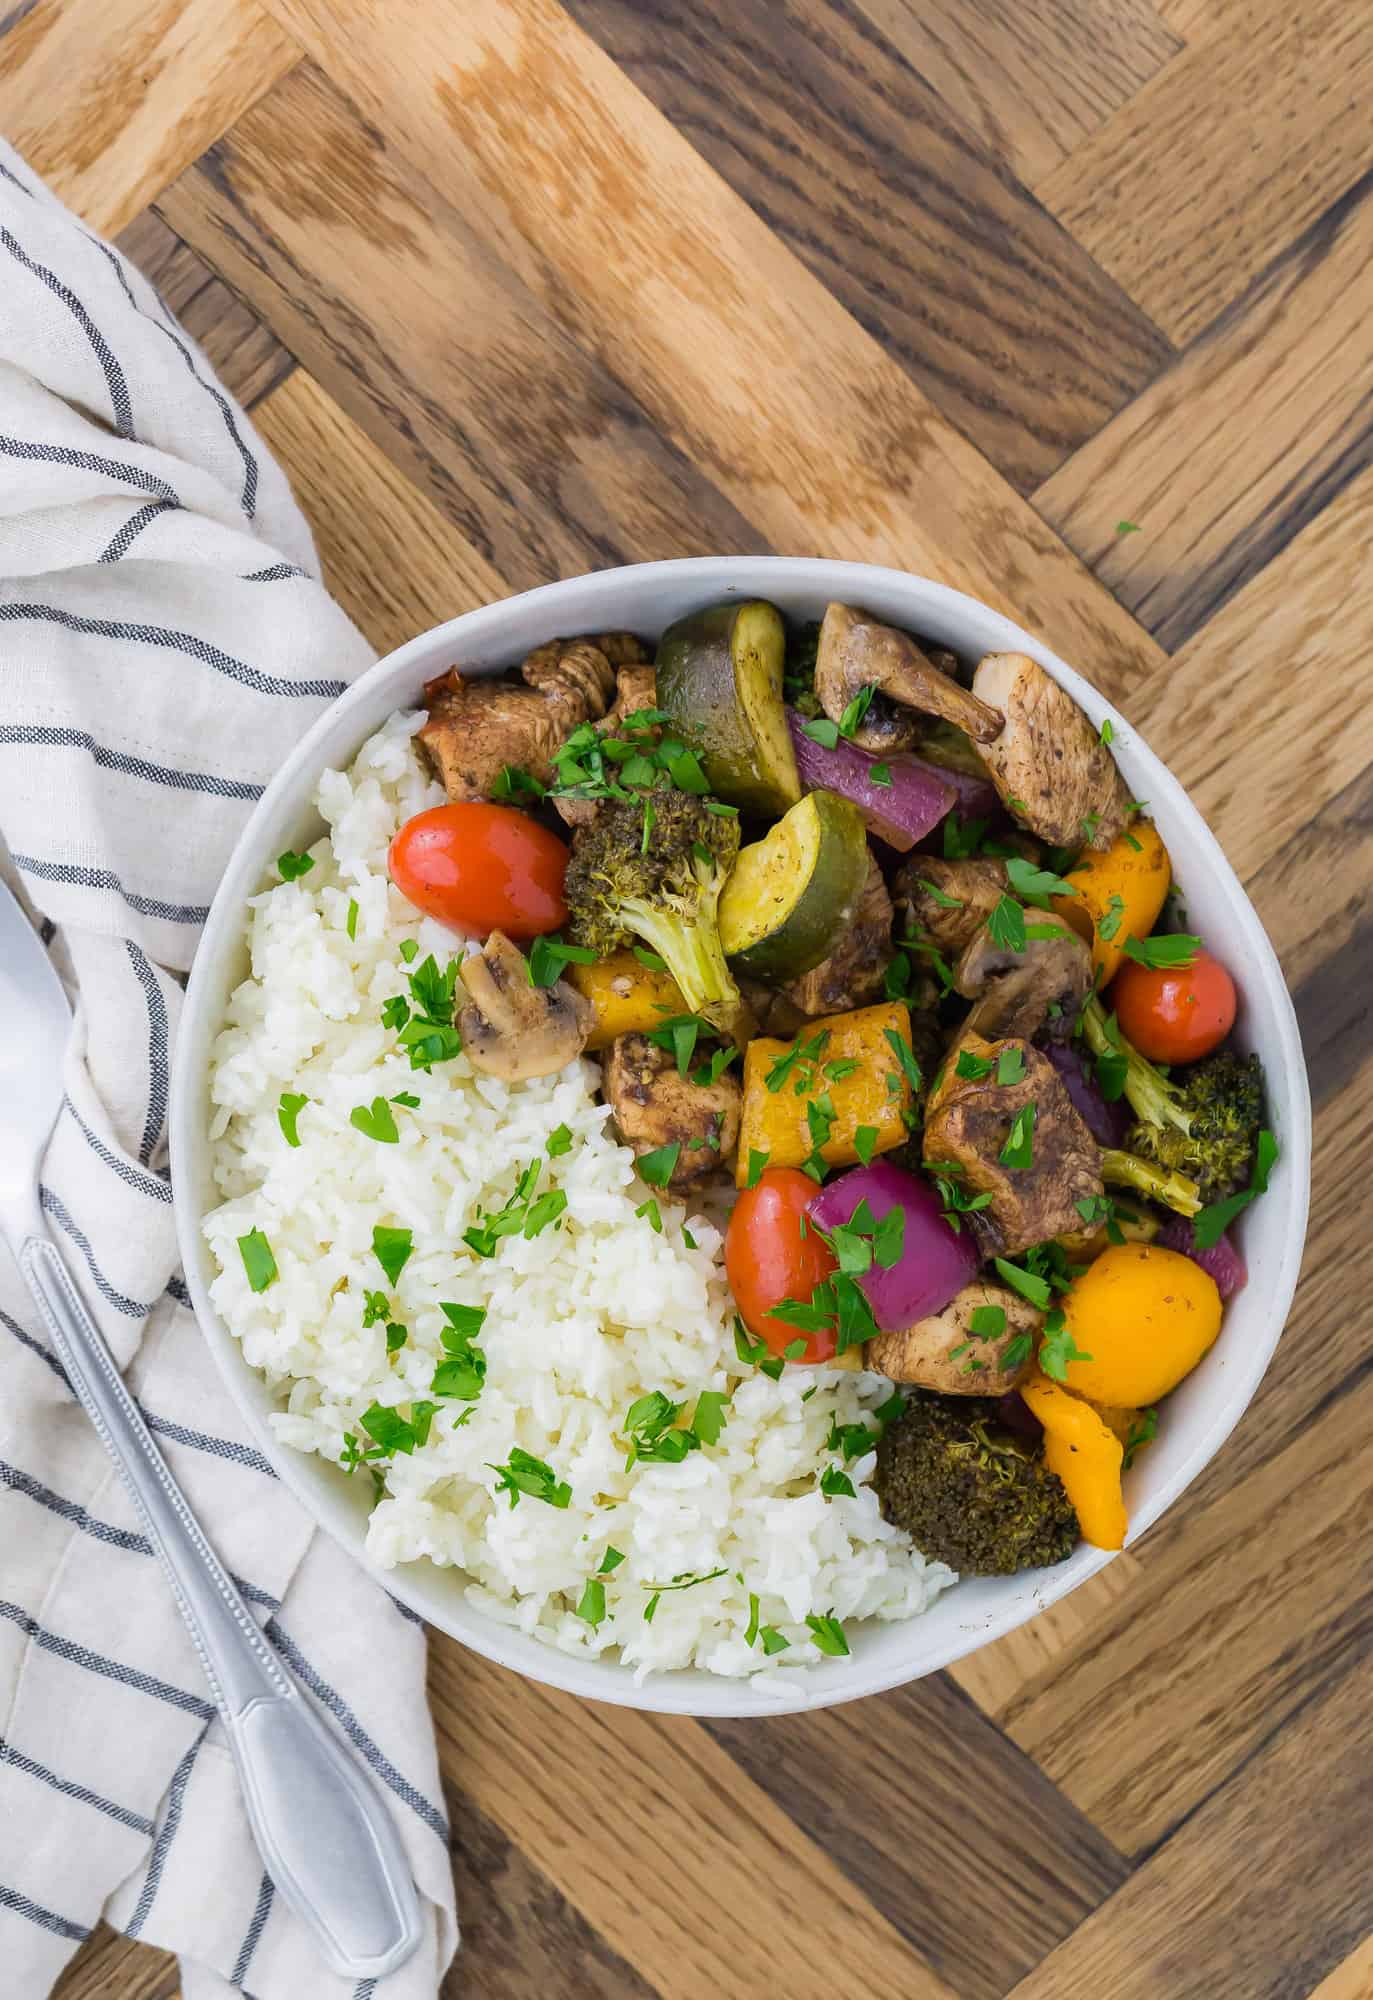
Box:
[955,912,1093,1045]
[891,855,1009,961]
[873,1392,1079,1575]
[1121,1046,1264,1203]
[787,713,957,851]
[736,1000,918,1184]
[566,948,686,1052]
[719,790,870,984]
[970,653,1131,851]
[1052,819,1170,987]
[655,601,800,817]
[810,1158,979,1331]
[814,604,1003,751]
[1059,1245,1222,1405]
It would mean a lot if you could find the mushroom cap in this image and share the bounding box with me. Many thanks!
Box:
[458,931,592,1081]
[955,912,1092,1043]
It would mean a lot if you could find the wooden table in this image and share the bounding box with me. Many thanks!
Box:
[7,1,1368,1994]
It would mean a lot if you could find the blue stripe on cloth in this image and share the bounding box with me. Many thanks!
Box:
[123,940,169,1164]
[0,1603,213,1719]
[242,563,307,582]
[62,1097,173,1204]
[388,1593,425,1627]
[231,1872,275,1986]
[0,224,134,437]
[0,434,176,503]
[166,1274,191,1306]
[0,1307,68,1387]
[141,1412,278,1481]
[99,497,176,563]
[13,854,208,925]
[0,725,264,802]
[0,1460,281,1612]
[0,1882,91,1943]
[37,1185,154,1316]
[0,601,347,699]
[81,234,262,520]
[124,1724,210,1938]
[0,1736,156,1837]
[264,1620,449,1843]
[353,1981,378,2000]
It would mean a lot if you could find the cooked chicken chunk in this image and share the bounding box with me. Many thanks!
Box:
[815,604,1003,754]
[892,855,1008,960]
[457,931,592,1081]
[603,1032,740,1186]
[868,1281,1040,1396]
[923,1033,1103,1257]
[955,913,1092,1044]
[419,637,618,801]
[970,653,1131,852]
[779,854,893,1017]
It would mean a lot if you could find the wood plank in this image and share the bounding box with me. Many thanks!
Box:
[948,1550,1145,1721]
[847,0,1182,189]
[1308,1934,1373,2000]
[253,0,1169,702]
[157,59,765,594]
[0,0,299,235]
[1003,1639,1373,1999]
[565,0,1173,494]
[426,1637,961,2000]
[705,1672,1128,2000]
[51,1929,176,2000]
[113,208,294,409]
[1120,459,1373,883]
[251,368,507,655]
[1034,0,1373,344]
[444,1789,662,2000]
[1033,170,1373,651]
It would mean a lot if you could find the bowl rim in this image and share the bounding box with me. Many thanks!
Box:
[170,556,1312,1716]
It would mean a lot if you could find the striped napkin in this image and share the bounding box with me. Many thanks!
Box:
[0,145,458,1998]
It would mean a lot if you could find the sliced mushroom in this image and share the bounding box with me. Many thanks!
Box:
[603,1031,740,1185]
[970,653,1131,851]
[954,911,1092,1044]
[779,853,893,1017]
[891,855,1009,961]
[457,931,592,1081]
[867,1281,1040,1395]
[418,637,617,803]
[923,1033,1103,1258]
[814,604,1004,754]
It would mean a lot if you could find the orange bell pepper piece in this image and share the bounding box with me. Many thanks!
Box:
[1021,1370,1128,1551]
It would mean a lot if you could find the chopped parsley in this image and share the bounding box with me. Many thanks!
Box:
[852,1125,880,1167]
[346,898,359,940]
[351,1095,400,1144]
[527,934,598,986]
[431,1301,487,1400]
[745,1592,761,1647]
[733,1315,785,1382]
[1123,1408,1158,1470]
[760,1627,791,1655]
[491,763,546,802]
[993,1256,1052,1310]
[932,1169,995,1232]
[745,1147,770,1188]
[805,1614,850,1657]
[1122,932,1202,970]
[546,1123,574,1157]
[391,953,463,1070]
[987,895,1027,954]
[999,1102,1036,1170]
[372,1224,414,1286]
[1098,893,1127,944]
[1038,1308,1091,1383]
[996,1045,1025,1086]
[1099,718,1115,746]
[802,716,840,749]
[956,1047,996,1081]
[837,683,876,738]
[277,1091,308,1147]
[276,849,314,880]
[917,877,964,909]
[691,1389,731,1446]
[764,1027,830,1096]
[386,1322,407,1353]
[1005,855,1077,905]
[1116,520,1141,536]
[883,1026,923,1095]
[489,1447,572,1509]
[637,1141,681,1188]
[361,1291,390,1327]
[399,939,420,964]
[969,1304,1007,1340]
[599,1547,626,1574]
[943,812,990,860]
[1193,1128,1278,1249]
[237,1228,277,1293]
[361,1399,439,1456]
[868,762,892,787]
[636,1196,663,1232]
[821,1465,856,1498]
[574,1579,606,1627]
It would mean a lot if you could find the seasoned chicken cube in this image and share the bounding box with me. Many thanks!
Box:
[970,653,1131,852]
[603,1032,740,1186]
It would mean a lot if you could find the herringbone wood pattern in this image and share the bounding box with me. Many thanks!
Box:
[4,1,1367,1993]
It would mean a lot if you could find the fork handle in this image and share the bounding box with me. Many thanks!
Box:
[18,1229,423,1981]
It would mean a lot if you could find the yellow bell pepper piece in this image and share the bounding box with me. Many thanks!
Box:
[736,1001,915,1185]
[1052,818,1170,988]
[566,949,686,1051]
[1021,1370,1128,1552]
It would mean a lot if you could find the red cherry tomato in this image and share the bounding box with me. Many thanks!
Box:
[389,803,569,939]
[726,1167,838,1363]
[1112,948,1237,1065]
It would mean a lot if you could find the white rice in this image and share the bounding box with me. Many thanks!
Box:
[203,711,954,1684]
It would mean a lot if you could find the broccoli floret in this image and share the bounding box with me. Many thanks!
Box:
[564,791,745,1037]
[1080,995,1189,1134]
[1100,1147,1201,1217]
[1124,1048,1264,1203]
[873,1393,1079,1576]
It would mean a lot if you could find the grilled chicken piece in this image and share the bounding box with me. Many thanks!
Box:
[418,637,618,802]
[955,913,1092,1044]
[971,653,1131,852]
[892,855,1009,961]
[458,931,592,1081]
[779,854,893,1017]
[553,662,659,831]
[815,604,1004,754]
[603,1032,740,1186]
[868,1281,1039,1396]
[923,1033,1103,1257]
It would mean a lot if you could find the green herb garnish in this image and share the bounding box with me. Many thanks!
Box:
[237,1228,277,1293]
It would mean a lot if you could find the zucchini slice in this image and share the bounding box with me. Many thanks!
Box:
[719,790,870,982]
[655,600,800,817]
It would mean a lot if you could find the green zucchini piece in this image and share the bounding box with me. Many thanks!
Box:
[655,600,800,816]
[719,790,870,982]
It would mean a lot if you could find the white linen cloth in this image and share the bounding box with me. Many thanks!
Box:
[0,144,459,1999]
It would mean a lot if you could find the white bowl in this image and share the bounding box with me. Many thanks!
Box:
[170,557,1311,1717]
